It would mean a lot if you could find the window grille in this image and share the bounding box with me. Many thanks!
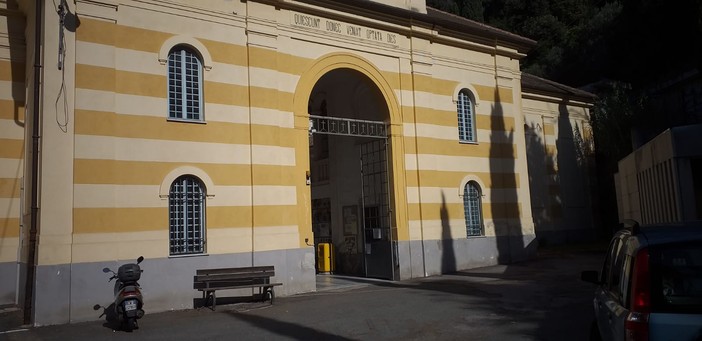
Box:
[457,90,476,142]
[168,47,203,121]
[169,176,205,255]
[464,181,483,237]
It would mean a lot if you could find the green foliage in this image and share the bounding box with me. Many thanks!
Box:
[589,81,642,164]
[427,0,624,83]
[460,0,485,21]
[426,0,460,14]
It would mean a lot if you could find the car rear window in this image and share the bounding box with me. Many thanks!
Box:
[649,242,702,313]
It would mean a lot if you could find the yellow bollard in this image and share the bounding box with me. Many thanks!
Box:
[317,243,334,273]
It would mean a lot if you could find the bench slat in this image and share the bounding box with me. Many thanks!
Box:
[195,283,282,291]
[196,266,274,276]
[194,278,271,290]
[195,271,275,282]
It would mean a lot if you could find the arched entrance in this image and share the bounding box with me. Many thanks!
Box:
[294,54,402,280]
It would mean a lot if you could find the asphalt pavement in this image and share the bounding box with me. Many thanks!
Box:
[0,247,605,341]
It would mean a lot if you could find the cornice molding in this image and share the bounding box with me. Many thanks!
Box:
[247,0,530,59]
[522,91,594,109]
[120,0,246,28]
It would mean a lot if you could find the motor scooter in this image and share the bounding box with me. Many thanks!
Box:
[99,256,145,332]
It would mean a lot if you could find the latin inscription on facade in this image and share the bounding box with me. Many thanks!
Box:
[292,12,398,46]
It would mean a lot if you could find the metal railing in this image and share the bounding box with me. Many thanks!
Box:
[309,115,387,138]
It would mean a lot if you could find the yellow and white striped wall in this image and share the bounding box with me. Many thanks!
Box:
[0,0,577,325]
[0,0,27,306]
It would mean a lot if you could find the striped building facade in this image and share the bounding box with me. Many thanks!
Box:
[0,0,596,325]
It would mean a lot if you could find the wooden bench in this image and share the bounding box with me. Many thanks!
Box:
[193,266,283,311]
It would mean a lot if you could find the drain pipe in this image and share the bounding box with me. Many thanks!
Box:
[245,2,255,267]
[23,0,43,325]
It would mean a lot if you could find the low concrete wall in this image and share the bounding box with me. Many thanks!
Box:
[398,234,538,279]
[32,248,316,326]
[32,236,542,325]
[0,261,18,305]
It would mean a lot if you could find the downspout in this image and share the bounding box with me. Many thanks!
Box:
[24,0,43,325]
[245,2,255,267]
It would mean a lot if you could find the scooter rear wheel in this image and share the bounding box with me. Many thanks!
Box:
[124,317,136,332]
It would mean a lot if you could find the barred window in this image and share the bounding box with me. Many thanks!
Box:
[168,47,203,121]
[169,176,206,255]
[457,90,476,142]
[464,181,483,237]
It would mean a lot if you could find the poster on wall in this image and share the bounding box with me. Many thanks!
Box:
[342,205,358,235]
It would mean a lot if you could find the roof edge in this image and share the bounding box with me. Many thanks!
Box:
[521,73,597,102]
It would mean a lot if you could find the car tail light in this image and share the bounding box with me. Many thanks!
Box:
[626,248,650,341]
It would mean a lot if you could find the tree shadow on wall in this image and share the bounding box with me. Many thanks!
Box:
[525,121,559,244]
[555,103,596,243]
[440,192,456,274]
[490,87,531,264]
[524,102,598,246]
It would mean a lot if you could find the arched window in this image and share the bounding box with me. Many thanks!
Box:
[168,46,203,121]
[169,175,206,255]
[457,89,476,142]
[463,181,483,237]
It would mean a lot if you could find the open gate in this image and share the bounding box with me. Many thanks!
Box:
[309,115,396,280]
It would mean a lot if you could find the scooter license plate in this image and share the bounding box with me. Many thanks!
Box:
[124,300,137,311]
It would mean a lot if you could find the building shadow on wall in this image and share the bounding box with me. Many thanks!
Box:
[490,88,529,264]
[3,0,30,318]
[440,192,456,273]
[1,1,26,243]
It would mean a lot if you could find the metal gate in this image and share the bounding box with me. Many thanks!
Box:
[359,140,395,280]
[309,115,395,280]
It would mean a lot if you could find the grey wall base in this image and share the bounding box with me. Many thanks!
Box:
[398,234,538,279]
[32,247,316,326]
[31,235,540,326]
[0,261,18,305]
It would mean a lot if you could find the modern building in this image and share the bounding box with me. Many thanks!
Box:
[0,0,596,325]
[615,124,702,225]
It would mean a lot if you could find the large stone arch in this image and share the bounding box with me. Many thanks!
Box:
[292,52,410,279]
[293,52,401,127]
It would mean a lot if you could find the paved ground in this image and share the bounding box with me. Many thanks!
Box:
[0,248,604,341]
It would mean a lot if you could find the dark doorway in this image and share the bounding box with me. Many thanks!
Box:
[308,68,395,280]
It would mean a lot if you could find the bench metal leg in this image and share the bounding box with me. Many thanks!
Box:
[263,287,275,305]
[202,290,215,311]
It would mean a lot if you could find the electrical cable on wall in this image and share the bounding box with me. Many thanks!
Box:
[54,0,69,132]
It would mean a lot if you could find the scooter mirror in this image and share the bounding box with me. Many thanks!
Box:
[137,256,144,264]
[93,304,101,311]
[102,267,111,273]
